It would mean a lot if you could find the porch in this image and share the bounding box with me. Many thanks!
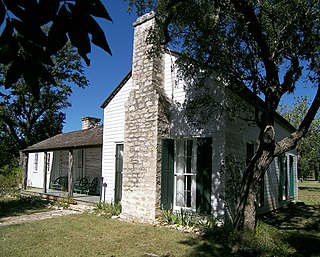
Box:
[21,188,101,205]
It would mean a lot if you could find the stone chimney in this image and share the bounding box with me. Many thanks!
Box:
[121,12,171,223]
[81,116,101,130]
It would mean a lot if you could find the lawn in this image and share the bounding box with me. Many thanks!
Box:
[0,181,319,257]
[0,214,232,257]
[0,189,50,218]
[298,180,320,205]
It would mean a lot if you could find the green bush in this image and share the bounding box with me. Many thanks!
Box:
[0,165,22,189]
[161,209,217,228]
[94,201,122,217]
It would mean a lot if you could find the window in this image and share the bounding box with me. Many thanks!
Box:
[115,144,124,202]
[46,153,51,172]
[34,153,39,172]
[278,154,288,201]
[175,139,197,209]
[161,138,212,214]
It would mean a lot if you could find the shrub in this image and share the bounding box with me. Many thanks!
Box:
[161,209,217,228]
[94,201,122,217]
[0,165,22,189]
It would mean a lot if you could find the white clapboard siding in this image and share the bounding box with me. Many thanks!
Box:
[102,77,133,202]
[224,89,298,214]
[101,51,298,217]
[164,52,226,217]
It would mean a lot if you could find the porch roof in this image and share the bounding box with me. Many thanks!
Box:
[22,126,103,153]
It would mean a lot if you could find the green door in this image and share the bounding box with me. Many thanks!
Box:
[161,139,174,210]
[115,144,124,203]
[289,156,294,198]
[196,138,212,214]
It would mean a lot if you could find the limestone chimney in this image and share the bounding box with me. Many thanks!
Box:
[121,12,170,223]
[81,116,101,130]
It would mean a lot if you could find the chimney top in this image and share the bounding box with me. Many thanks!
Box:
[81,116,101,130]
[133,11,155,27]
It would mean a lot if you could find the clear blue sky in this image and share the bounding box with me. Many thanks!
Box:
[62,1,316,132]
[62,1,137,132]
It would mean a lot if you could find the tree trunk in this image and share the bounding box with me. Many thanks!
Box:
[234,148,275,231]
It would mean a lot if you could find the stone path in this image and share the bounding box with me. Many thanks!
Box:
[0,204,94,227]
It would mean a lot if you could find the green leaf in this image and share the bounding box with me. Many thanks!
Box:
[3,0,25,21]
[25,55,56,86]
[82,13,112,55]
[32,0,60,26]
[68,4,91,65]
[19,37,53,66]
[46,5,69,56]
[88,0,112,21]
[11,18,47,46]
[0,2,5,27]
[0,19,14,45]
[5,56,23,88]
[0,23,19,65]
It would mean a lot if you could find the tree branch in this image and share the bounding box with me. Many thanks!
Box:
[275,83,320,155]
[231,0,278,83]
[280,54,300,94]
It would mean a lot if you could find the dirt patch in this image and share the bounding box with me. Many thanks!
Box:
[0,209,80,226]
[0,204,94,226]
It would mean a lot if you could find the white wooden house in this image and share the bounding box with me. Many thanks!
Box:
[100,12,298,223]
[21,12,298,223]
[22,117,103,197]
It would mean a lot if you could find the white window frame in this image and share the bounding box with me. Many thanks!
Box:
[173,139,197,211]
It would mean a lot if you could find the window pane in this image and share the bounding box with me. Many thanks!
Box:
[185,176,192,207]
[186,157,192,173]
[174,139,196,209]
[187,140,193,157]
[176,175,185,206]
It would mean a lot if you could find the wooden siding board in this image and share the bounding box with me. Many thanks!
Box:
[102,77,132,202]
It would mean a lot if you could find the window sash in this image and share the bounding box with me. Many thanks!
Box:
[174,139,197,210]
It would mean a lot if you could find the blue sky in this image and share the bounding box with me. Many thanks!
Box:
[62,1,137,132]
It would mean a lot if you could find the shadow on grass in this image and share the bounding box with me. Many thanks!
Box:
[286,231,320,257]
[0,190,50,218]
[298,186,320,192]
[179,203,320,257]
[260,204,320,257]
[178,228,235,257]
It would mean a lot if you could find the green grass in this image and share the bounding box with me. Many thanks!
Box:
[0,189,50,218]
[298,180,320,205]
[0,214,226,257]
[0,181,319,256]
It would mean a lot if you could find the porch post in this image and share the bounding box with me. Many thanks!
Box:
[43,152,47,193]
[21,152,28,190]
[68,150,74,197]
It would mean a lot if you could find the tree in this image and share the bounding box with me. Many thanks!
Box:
[279,97,320,181]
[130,0,320,231]
[0,42,89,158]
[0,0,112,98]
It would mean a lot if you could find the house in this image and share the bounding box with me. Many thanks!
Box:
[21,117,103,198]
[100,12,298,223]
[21,12,298,223]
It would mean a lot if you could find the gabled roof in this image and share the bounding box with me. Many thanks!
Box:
[22,126,103,153]
[100,71,132,109]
